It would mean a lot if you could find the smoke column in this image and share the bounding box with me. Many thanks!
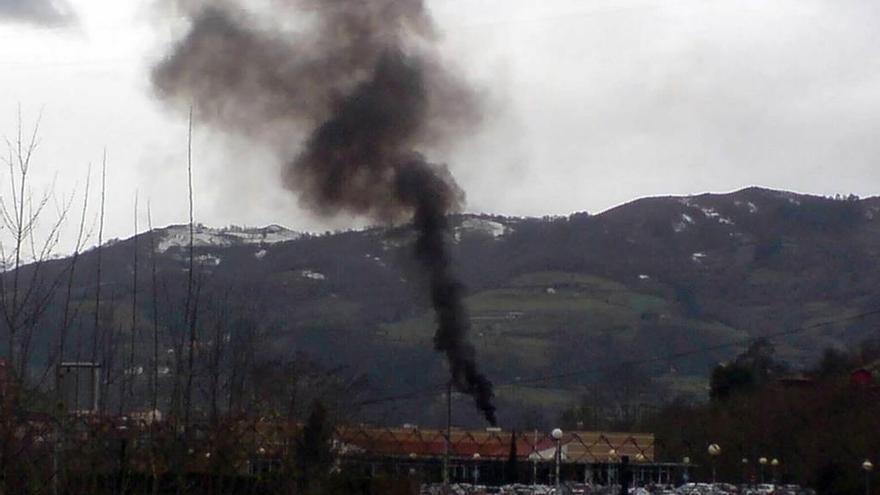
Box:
[153,0,496,424]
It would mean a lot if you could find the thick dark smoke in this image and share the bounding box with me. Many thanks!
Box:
[0,0,76,26]
[153,0,496,424]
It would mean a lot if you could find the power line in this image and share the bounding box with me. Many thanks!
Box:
[356,306,880,407]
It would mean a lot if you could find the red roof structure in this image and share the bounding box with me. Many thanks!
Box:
[335,425,655,463]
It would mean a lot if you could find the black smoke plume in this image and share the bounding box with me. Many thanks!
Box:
[152,0,496,424]
[0,0,76,26]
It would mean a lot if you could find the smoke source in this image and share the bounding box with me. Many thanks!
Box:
[153,0,496,424]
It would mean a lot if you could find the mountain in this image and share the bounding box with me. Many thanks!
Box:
[5,187,880,427]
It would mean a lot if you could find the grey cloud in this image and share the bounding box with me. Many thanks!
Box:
[0,0,76,26]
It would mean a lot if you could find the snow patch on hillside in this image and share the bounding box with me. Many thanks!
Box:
[156,224,300,253]
[673,213,695,232]
[299,270,326,280]
[701,207,719,218]
[679,196,735,225]
[455,218,510,240]
[775,191,802,205]
[365,253,386,267]
[700,207,733,224]
[734,200,759,214]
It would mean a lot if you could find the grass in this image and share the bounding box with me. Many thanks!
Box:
[509,271,628,292]
[382,271,689,346]
[494,384,576,409]
[467,288,629,314]
[293,296,362,327]
[747,268,786,286]
[378,271,759,398]
[655,374,709,398]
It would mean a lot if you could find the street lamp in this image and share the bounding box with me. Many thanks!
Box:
[472,453,480,485]
[708,444,721,484]
[862,460,873,495]
[759,457,768,483]
[741,458,749,485]
[552,428,563,490]
[682,456,691,484]
[771,458,779,484]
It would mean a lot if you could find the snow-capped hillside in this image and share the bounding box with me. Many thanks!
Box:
[156,224,301,253]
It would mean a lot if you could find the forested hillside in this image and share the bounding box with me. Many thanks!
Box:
[4,187,879,427]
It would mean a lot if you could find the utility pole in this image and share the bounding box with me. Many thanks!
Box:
[532,429,538,486]
[443,381,451,489]
[620,456,631,495]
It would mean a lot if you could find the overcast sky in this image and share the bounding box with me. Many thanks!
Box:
[1,0,879,251]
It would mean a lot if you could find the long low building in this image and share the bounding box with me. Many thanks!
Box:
[336,425,655,463]
[333,425,673,486]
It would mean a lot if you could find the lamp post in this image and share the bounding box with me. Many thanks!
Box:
[472,453,480,485]
[609,449,619,487]
[636,453,645,486]
[862,460,873,495]
[552,428,563,491]
[741,458,749,486]
[708,444,721,484]
[759,457,768,484]
[682,456,691,484]
[771,458,779,484]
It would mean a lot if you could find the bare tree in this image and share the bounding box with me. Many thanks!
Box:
[0,110,71,495]
[201,288,230,426]
[51,164,93,495]
[226,308,257,415]
[90,151,107,412]
[0,111,69,379]
[55,165,92,386]
[146,200,162,495]
[183,106,198,431]
[145,202,167,418]
[120,190,139,415]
